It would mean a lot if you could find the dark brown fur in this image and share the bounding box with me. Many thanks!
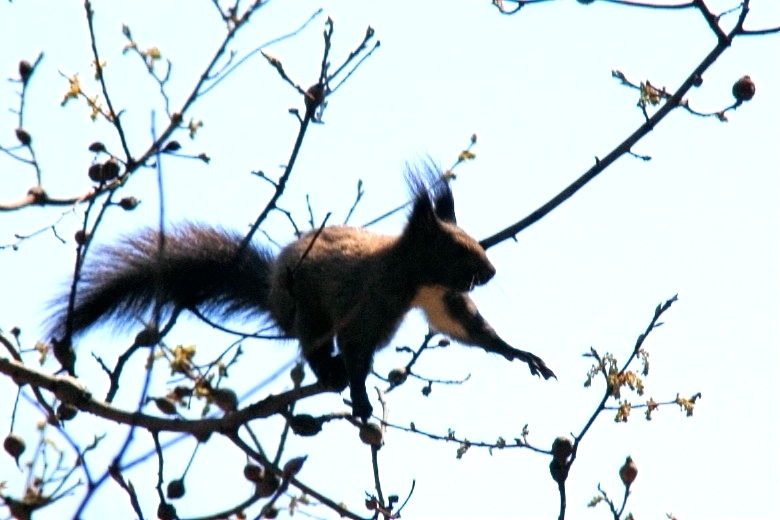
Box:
[49,166,553,419]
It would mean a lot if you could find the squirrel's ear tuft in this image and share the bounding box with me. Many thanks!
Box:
[432,180,456,224]
[407,186,437,231]
[405,161,456,224]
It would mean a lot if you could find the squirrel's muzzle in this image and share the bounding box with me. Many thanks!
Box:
[473,260,496,287]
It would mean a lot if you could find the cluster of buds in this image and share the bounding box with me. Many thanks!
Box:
[87,159,120,183]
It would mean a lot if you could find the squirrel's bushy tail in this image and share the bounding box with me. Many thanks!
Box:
[49,224,274,338]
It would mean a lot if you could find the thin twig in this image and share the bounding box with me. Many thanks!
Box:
[200,9,325,97]
[602,0,695,9]
[227,432,368,520]
[84,1,132,162]
[381,420,550,455]
[237,22,338,252]
[479,5,754,249]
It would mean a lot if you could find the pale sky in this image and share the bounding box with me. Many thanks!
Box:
[1,1,779,519]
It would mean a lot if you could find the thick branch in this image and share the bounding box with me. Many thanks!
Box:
[0,357,327,435]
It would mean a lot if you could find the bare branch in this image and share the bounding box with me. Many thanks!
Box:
[0,357,328,435]
[83,1,133,163]
[480,0,754,249]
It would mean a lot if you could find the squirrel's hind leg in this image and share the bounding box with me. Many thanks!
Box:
[293,306,349,391]
[304,335,348,391]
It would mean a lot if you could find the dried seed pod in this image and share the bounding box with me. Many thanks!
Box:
[57,403,78,421]
[134,326,159,346]
[119,196,139,210]
[387,368,407,386]
[166,479,185,499]
[289,414,322,437]
[289,363,305,386]
[619,456,638,488]
[257,472,280,498]
[100,159,120,181]
[157,501,177,520]
[243,463,263,482]
[304,83,325,115]
[4,434,26,464]
[88,163,103,182]
[154,397,178,416]
[551,436,573,463]
[19,60,33,83]
[359,423,383,447]
[88,142,106,153]
[732,75,755,102]
[15,128,31,146]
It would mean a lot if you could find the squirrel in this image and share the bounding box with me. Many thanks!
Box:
[48,166,555,420]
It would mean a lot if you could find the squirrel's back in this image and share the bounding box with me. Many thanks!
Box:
[269,226,403,337]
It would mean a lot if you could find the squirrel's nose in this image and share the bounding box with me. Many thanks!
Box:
[476,261,496,285]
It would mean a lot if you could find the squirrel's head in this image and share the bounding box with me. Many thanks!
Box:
[402,165,495,292]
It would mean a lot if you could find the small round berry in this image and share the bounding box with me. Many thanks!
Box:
[359,423,383,447]
[166,479,185,499]
[551,436,573,462]
[732,75,755,102]
[619,456,638,488]
[4,434,26,464]
[19,60,33,83]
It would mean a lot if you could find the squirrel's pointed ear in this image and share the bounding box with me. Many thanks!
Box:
[433,186,456,224]
[408,192,437,229]
[405,161,457,225]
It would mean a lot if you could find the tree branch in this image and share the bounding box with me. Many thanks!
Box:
[0,357,328,435]
[480,1,754,249]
